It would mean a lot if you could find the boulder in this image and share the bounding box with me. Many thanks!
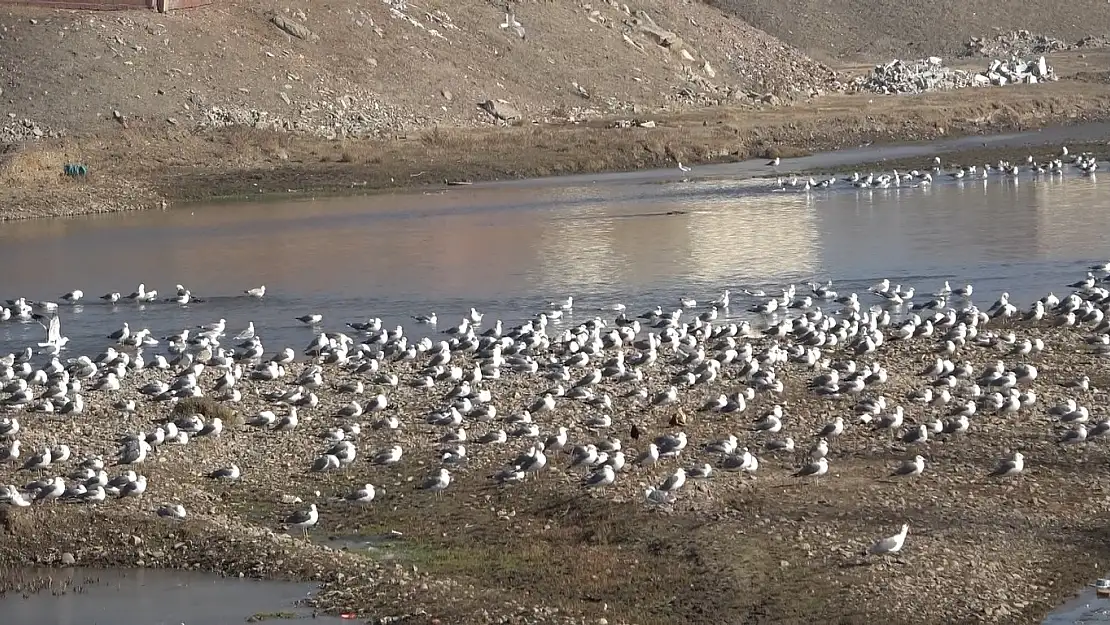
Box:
[478,100,522,122]
[271,15,318,42]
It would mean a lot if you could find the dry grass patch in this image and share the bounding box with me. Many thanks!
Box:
[0,145,70,186]
[172,396,239,423]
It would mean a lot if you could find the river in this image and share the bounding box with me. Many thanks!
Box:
[0,165,1107,356]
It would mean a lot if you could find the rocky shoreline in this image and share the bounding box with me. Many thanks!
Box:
[2,76,1110,222]
[0,297,1109,623]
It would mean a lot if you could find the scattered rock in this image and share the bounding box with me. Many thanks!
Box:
[478,99,522,122]
[965,30,1072,58]
[60,552,75,566]
[271,15,319,42]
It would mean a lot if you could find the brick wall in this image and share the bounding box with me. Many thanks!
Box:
[0,0,213,10]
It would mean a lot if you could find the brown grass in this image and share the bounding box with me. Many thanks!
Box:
[0,145,69,186]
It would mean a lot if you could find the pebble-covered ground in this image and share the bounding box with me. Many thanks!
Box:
[1,285,1110,624]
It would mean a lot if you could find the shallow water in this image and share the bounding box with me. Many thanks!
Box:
[1,164,1108,356]
[0,567,347,625]
[1043,588,1110,624]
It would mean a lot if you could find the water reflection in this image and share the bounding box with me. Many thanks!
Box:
[0,172,1109,355]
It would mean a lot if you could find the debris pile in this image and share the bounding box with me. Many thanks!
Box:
[965,30,1110,58]
[197,88,408,139]
[851,55,1056,95]
[964,30,1070,57]
[0,118,55,142]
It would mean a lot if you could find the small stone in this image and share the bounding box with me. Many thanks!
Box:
[441,89,453,101]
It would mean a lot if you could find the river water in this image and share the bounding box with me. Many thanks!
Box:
[1,165,1108,356]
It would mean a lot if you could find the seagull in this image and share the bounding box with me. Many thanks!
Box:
[583,464,616,489]
[344,484,376,504]
[793,457,828,484]
[208,464,240,480]
[890,455,925,478]
[296,314,323,325]
[33,312,65,350]
[988,451,1025,478]
[677,161,691,173]
[499,9,525,39]
[245,285,267,298]
[767,157,781,167]
[285,503,318,537]
[421,468,451,495]
[867,523,909,556]
[157,504,187,520]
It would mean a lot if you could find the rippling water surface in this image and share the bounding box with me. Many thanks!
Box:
[2,169,1109,355]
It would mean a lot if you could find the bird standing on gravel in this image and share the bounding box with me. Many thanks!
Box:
[890,455,925,478]
[285,503,318,537]
[988,451,1024,478]
[793,457,828,484]
[867,523,909,557]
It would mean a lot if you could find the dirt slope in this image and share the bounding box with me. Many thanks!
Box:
[709,0,1110,61]
[0,0,840,140]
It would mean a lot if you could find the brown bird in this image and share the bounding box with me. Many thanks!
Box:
[669,409,688,427]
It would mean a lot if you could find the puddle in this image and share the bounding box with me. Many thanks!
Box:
[1044,586,1110,624]
[0,567,351,625]
[317,531,406,559]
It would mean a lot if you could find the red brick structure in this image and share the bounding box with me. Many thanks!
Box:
[0,0,212,10]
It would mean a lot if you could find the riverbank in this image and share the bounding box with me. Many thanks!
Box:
[4,79,1110,221]
[1,312,1109,624]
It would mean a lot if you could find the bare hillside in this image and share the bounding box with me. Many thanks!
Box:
[0,0,840,141]
[709,0,1110,61]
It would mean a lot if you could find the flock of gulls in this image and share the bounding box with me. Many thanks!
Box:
[1,260,1110,558]
[757,147,1100,192]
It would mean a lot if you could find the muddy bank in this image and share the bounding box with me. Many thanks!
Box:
[3,81,1110,221]
[0,312,1109,624]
